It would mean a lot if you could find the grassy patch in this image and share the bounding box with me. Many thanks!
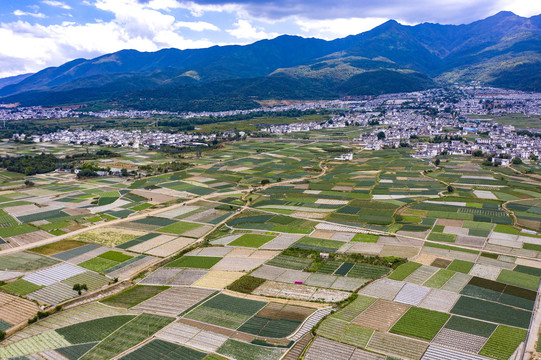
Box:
[166,256,221,269]
[390,307,450,341]
[101,285,169,308]
[228,234,275,248]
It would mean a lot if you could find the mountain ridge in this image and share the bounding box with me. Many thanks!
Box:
[1,11,540,110]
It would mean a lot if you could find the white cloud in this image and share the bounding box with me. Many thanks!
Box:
[227,19,277,40]
[174,21,219,31]
[296,17,389,39]
[42,1,72,10]
[13,10,46,18]
[0,0,220,77]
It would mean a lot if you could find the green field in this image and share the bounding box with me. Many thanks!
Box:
[479,325,527,360]
[451,296,532,329]
[120,339,207,360]
[98,251,134,262]
[79,257,119,272]
[79,314,175,360]
[165,255,221,269]
[497,269,540,291]
[446,259,474,273]
[390,307,450,341]
[101,286,169,308]
[444,316,496,337]
[56,315,135,343]
[424,269,455,288]
[0,279,43,295]
[389,262,422,281]
[29,240,86,256]
[157,221,201,235]
[228,234,275,248]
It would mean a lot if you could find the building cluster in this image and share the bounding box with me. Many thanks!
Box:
[30,129,216,148]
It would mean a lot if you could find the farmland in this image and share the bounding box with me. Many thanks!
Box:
[0,139,539,360]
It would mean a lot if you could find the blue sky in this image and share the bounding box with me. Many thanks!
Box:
[0,0,539,78]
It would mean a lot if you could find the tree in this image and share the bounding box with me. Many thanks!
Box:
[377,131,386,140]
[434,159,440,166]
[530,154,538,161]
[512,157,523,165]
[261,179,270,186]
[472,150,484,157]
[73,283,88,295]
[24,179,35,187]
[447,185,454,193]
[120,168,128,177]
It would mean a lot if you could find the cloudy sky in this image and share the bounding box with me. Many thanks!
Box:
[0,0,539,78]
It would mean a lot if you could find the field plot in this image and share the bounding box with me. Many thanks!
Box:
[79,314,175,360]
[265,254,312,270]
[421,345,493,360]
[140,268,208,286]
[185,293,266,329]
[1,278,43,295]
[352,299,410,332]
[0,292,39,329]
[26,282,78,304]
[0,330,71,358]
[29,240,87,256]
[61,271,109,291]
[460,276,537,310]
[22,263,86,286]
[0,252,60,271]
[101,285,169,308]
[229,233,275,248]
[166,255,222,269]
[358,278,406,300]
[479,325,527,360]
[418,289,460,312]
[132,287,215,317]
[217,339,285,360]
[192,270,244,289]
[238,302,312,338]
[71,227,145,247]
[394,283,431,306]
[450,296,531,328]
[333,295,376,322]
[52,243,102,261]
[389,262,422,281]
[305,337,385,360]
[156,321,228,352]
[120,339,207,360]
[390,307,449,340]
[55,315,135,344]
[366,331,428,360]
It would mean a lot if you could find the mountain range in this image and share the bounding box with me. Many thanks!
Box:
[1,11,540,111]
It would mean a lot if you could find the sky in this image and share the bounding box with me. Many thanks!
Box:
[0,0,539,78]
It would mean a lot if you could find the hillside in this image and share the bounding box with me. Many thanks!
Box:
[0,11,539,110]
